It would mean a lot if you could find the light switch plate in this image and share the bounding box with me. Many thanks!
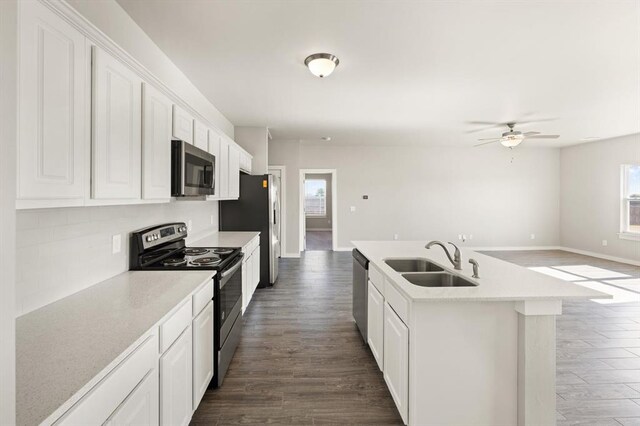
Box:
[350,206,356,212]
[112,234,122,254]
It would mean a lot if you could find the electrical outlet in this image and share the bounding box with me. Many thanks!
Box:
[112,234,121,254]
[462,234,467,242]
[530,234,536,240]
[350,206,356,212]
[187,220,193,231]
[458,234,463,240]
[210,215,215,225]
[602,240,608,246]
[393,234,399,240]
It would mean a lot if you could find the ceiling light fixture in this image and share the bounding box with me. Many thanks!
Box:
[304,53,339,78]
[500,133,525,148]
[321,136,332,141]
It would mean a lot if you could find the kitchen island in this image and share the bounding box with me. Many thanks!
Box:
[352,241,609,426]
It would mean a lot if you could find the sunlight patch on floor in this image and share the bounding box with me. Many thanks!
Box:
[528,267,584,281]
[572,281,640,304]
[554,265,631,280]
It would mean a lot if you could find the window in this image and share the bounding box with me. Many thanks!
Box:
[621,164,640,240]
[305,179,326,217]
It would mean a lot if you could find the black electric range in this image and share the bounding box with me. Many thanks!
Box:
[129,222,243,388]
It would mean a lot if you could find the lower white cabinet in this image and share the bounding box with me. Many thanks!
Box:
[160,326,193,426]
[253,246,261,290]
[105,370,159,426]
[241,237,261,312]
[192,301,214,410]
[383,302,409,424]
[367,281,384,371]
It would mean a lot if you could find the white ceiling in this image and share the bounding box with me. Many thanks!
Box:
[116,0,640,146]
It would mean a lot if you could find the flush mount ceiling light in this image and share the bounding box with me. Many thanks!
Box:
[304,53,339,78]
[321,136,332,141]
[500,133,525,147]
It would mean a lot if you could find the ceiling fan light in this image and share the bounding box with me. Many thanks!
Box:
[500,134,524,148]
[304,53,339,78]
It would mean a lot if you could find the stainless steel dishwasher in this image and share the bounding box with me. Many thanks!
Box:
[352,249,369,343]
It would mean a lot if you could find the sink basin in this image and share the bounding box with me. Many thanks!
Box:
[384,258,444,273]
[402,272,477,287]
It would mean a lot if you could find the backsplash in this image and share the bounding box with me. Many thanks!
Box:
[16,201,218,316]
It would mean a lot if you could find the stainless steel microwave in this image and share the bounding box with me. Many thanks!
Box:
[171,140,215,196]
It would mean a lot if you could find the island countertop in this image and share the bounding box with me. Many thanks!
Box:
[352,241,609,302]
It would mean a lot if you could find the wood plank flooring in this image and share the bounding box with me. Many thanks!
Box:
[484,250,640,426]
[193,249,640,425]
[305,231,333,251]
[191,251,402,425]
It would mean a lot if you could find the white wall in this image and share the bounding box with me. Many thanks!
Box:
[560,134,640,261]
[235,127,269,174]
[65,0,234,138]
[16,202,217,316]
[0,0,17,422]
[270,141,561,252]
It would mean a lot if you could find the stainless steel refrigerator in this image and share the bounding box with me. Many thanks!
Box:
[219,174,280,287]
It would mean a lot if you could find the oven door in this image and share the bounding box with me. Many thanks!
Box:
[172,140,215,196]
[218,254,243,347]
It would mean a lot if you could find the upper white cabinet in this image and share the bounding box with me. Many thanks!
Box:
[160,327,193,426]
[17,0,87,209]
[383,302,409,424]
[172,105,193,144]
[206,131,221,200]
[193,120,209,151]
[142,83,172,200]
[91,46,142,200]
[218,137,230,198]
[192,301,214,410]
[239,151,252,175]
[228,143,241,199]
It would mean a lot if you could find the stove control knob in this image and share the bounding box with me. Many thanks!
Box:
[146,236,152,242]
[154,234,159,240]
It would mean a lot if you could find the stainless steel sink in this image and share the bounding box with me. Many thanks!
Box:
[401,272,477,287]
[384,258,444,273]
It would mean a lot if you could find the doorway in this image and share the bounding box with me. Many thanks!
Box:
[299,169,337,252]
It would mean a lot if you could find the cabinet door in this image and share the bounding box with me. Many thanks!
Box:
[160,327,193,426]
[17,1,86,207]
[206,131,221,200]
[218,138,229,198]
[92,46,142,200]
[193,120,209,151]
[383,302,409,424]
[106,370,159,426]
[253,246,261,290]
[192,301,213,411]
[228,144,241,199]
[142,83,171,200]
[172,105,193,144]
[241,259,248,313]
[367,281,384,371]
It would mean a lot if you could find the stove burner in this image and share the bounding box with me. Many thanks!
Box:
[210,248,234,255]
[191,256,221,266]
[163,258,187,267]
[184,248,209,256]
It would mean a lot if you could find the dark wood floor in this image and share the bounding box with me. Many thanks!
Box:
[191,251,402,425]
[306,231,333,251]
[485,250,640,426]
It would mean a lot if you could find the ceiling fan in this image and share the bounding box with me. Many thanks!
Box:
[474,122,560,148]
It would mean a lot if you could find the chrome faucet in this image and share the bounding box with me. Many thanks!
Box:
[469,259,480,278]
[425,241,462,270]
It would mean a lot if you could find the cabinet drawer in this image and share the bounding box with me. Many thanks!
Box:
[192,279,213,317]
[160,301,192,353]
[385,282,409,325]
[369,264,384,294]
[55,333,158,425]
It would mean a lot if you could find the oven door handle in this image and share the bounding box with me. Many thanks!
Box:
[221,254,244,279]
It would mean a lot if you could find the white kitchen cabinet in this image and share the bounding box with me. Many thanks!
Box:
[142,83,172,200]
[218,138,230,198]
[239,151,252,174]
[17,0,87,208]
[253,246,261,290]
[172,105,193,144]
[228,143,241,199]
[384,302,409,425]
[193,120,209,151]
[367,281,384,371]
[206,131,221,200]
[92,46,142,200]
[192,301,214,411]
[160,327,193,426]
[105,370,159,426]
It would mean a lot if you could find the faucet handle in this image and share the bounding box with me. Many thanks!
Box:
[469,258,480,278]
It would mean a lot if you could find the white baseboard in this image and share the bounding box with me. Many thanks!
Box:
[557,246,640,267]
[468,246,562,251]
[281,252,301,258]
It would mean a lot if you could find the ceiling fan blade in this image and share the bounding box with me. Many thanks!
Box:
[477,137,501,141]
[525,134,560,139]
[467,120,504,126]
[523,131,540,136]
[514,118,557,126]
[474,140,500,147]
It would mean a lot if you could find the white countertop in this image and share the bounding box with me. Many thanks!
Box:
[16,270,214,426]
[353,241,609,302]
[188,230,260,248]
